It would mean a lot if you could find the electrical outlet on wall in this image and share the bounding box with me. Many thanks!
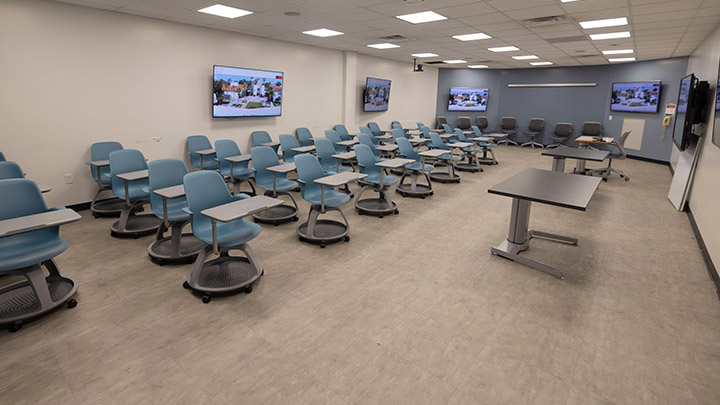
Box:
[609,115,613,120]
[64,174,73,184]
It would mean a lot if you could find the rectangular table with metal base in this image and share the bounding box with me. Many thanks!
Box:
[488,169,602,279]
[541,148,609,175]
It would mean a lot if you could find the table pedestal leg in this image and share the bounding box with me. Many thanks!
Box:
[552,157,566,172]
[490,198,572,279]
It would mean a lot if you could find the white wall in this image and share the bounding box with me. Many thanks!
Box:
[0,0,438,207]
[685,25,720,275]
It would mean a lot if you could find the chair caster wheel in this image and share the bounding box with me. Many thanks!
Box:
[420,196,425,199]
[273,222,279,226]
[244,285,253,294]
[133,234,140,239]
[202,295,211,304]
[378,215,383,218]
[67,299,77,309]
[298,236,305,242]
[320,243,326,248]
[344,236,350,242]
[430,192,434,195]
[8,323,22,333]
[183,281,190,289]
[395,210,399,215]
[254,218,259,223]
[293,216,299,221]
[625,177,630,181]
[156,259,166,266]
[110,231,118,237]
[92,213,99,218]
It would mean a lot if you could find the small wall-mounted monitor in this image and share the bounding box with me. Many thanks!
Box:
[610,81,661,113]
[364,77,391,112]
[448,87,488,111]
[672,74,697,151]
[713,60,720,149]
[212,65,284,118]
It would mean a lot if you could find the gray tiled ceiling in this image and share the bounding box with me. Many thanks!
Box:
[52,0,720,69]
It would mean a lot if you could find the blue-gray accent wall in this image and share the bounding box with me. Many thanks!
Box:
[436,57,689,162]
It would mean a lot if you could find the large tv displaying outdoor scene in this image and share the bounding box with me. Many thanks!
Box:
[448,87,488,111]
[610,81,661,113]
[213,65,283,118]
[364,77,391,112]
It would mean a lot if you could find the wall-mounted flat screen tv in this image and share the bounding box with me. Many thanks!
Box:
[610,81,661,113]
[213,65,283,118]
[713,60,720,149]
[448,87,488,111]
[672,74,696,151]
[364,77,391,112]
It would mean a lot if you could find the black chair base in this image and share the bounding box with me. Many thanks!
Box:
[148,221,204,264]
[184,245,263,303]
[397,171,433,198]
[297,205,350,248]
[110,203,162,238]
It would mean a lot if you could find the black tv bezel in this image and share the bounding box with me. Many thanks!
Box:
[609,80,662,114]
[363,77,391,112]
[713,59,720,149]
[672,73,697,151]
[212,64,284,118]
[448,87,489,112]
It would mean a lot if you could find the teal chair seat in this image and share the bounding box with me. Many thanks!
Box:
[0,215,69,272]
[256,177,297,193]
[300,185,351,207]
[151,196,191,223]
[362,173,399,186]
[405,162,434,172]
[220,166,255,179]
[193,215,262,247]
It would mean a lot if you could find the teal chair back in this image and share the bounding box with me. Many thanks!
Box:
[0,161,24,179]
[367,122,382,137]
[296,127,314,147]
[354,144,381,176]
[334,125,352,141]
[278,134,300,163]
[294,154,325,201]
[90,141,123,183]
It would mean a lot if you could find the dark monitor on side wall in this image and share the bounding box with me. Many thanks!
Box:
[672,74,696,151]
[713,59,720,149]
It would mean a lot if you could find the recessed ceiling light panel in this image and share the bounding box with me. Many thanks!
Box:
[589,31,631,40]
[452,33,491,41]
[198,4,253,19]
[443,60,467,64]
[488,46,520,52]
[396,11,447,24]
[608,57,636,62]
[530,62,553,66]
[302,28,343,37]
[368,43,401,49]
[512,55,539,60]
[579,17,628,29]
[468,65,489,69]
[412,53,439,58]
[602,49,633,55]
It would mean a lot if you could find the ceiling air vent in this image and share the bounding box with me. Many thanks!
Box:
[521,15,571,27]
[378,35,409,42]
[575,54,599,58]
[425,61,446,65]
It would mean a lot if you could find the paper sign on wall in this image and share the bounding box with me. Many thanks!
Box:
[622,118,645,151]
[664,103,676,116]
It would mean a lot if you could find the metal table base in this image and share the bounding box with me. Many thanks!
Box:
[490,198,578,279]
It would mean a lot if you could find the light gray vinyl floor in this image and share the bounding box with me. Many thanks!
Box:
[2,146,720,404]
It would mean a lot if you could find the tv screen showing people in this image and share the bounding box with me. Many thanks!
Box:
[448,88,488,111]
[364,77,391,112]
[213,65,283,117]
[610,81,661,113]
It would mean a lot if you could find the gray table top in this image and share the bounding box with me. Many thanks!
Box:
[337,139,359,146]
[332,151,356,160]
[541,147,610,161]
[449,142,472,148]
[260,141,280,147]
[419,149,450,157]
[87,160,110,167]
[375,144,398,151]
[487,133,507,138]
[409,137,430,144]
[574,136,614,144]
[267,163,296,173]
[488,168,601,211]
[225,154,252,163]
[376,158,416,169]
[37,183,51,193]
[117,169,148,181]
[468,136,492,142]
[291,146,315,153]
[0,209,81,237]
[439,134,454,139]
[201,195,284,223]
[195,148,215,155]
[375,134,393,140]
[315,172,367,187]
[154,184,185,199]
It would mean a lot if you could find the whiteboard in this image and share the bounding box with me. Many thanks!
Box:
[621,118,645,150]
[668,141,701,211]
